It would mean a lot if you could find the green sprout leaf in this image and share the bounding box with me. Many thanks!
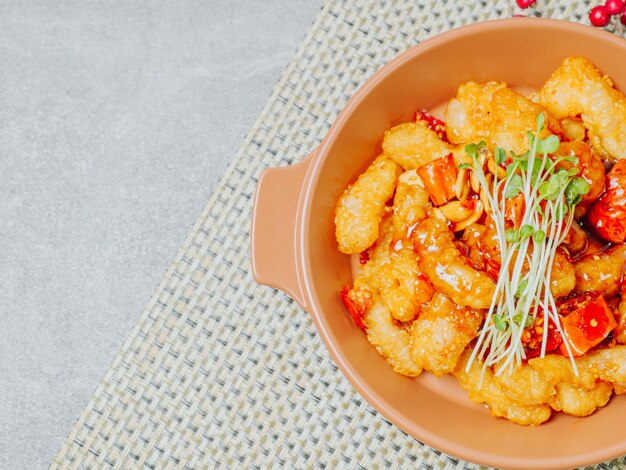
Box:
[493,314,507,331]
[464,143,479,160]
[537,134,560,154]
[562,156,579,166]
[505,174,523,198]
[513,313,534,327]
[505,228,519,243]
[506,162,518,177]
[495,147,506,165]
[520,224,534,240]
[536,112,545,131]
[533,230,546,244]
[458,162,472,170]
[526,131,535,149]
[573,176,590,193]
[515,278,528,298]
[565,176,590,206]
[465,140,487,159]
[542,172,567,201]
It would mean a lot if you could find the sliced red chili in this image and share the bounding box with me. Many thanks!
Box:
[504,193,526,228]
[414,110,448,142]
[523,316,563,359]
[416,153,457,206]
[557,291,617,356]
[587,159,626,243]
[340,285,372,330]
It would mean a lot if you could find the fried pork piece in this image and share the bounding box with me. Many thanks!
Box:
[560,116,586,141]
[493,362,555,407]
[359,217,393,285]
[335,156,401,254]
[574,245,626,298]
[445,81,505,145]
[379,243,433,322]
[529,346,626,390]
[413,216,496,309]
[549,381,613,417]
[358,209,433,322]
[453,350,552,426]
[363,293,422,377]
[550,249,577,298]
[391,169,431,236]
[350,221,421,376]
[462,223,489,271]
[445,82,562,154]
[409,293,483,376]
[538,56,626,160]
[382,122,469,170]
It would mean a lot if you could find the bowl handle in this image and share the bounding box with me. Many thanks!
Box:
[250,150,316,309]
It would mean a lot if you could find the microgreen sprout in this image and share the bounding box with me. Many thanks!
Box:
[465,113,590,379]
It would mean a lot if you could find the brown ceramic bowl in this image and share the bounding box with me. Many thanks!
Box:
[251,18,626,469]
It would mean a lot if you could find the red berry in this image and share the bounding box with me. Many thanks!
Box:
[605,0,625,14]
[516,0,536,8]
[589,5,610,26]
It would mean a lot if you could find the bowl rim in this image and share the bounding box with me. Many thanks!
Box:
[296,17,626,469]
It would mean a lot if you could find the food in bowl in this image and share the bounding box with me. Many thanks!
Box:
[335,56,626,426]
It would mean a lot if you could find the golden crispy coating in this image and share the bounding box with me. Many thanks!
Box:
[550,249,576,298]
[445,81,505,145]
[335,156,401,254]
[462,223,488,270]
[413,216,495,309]
[453,350,552,426]
[357,204,433,323]
[529,347,626,390]
[493,363,555,407]
[379,243,434,322]
[351,220,421,375]
[354,217,394,299]
[574,245,626,298]
[560,116,586,141]
[549,381,613,417]
[363,294,422,377]
[382,122,468,170]
[538,56,626,160]
[489,87,562,155]
[391,170,431,236]
[409,293,483,377]
[445,82,561,154]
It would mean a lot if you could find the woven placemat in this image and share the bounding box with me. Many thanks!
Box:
[52,1,626,468]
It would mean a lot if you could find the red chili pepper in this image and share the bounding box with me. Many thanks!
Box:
[414,110,448,142]
[557,291,617,356]
[359,250,369,265]
[587,159,626,243]
[523,316,563,359]
[504,193,526,228]
[340,286,371,330]
[416,153,457,206]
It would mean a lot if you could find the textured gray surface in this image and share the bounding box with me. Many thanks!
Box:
[0,1,322,467]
